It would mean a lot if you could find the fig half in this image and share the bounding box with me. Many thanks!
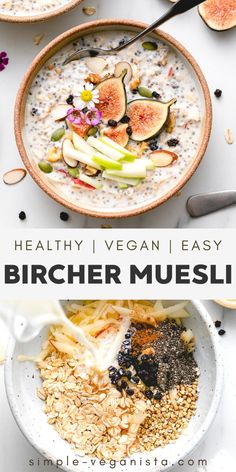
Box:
[199,0,236,31]
[96,71,127,124]
[127,98,176,141]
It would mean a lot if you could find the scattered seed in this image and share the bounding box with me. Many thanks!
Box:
[38,161,53,174]
[142,41,158,51]
[88,126,98,137]
[51,128,65,142]
[138,86,153,98]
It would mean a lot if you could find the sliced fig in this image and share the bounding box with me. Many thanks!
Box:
[103,123,129,147]
[96,71,127,124]
[199,0,236,31]
[127,98,176,142]
[150,150,178,167]
[114,61,133,84]
[66,118,92,138]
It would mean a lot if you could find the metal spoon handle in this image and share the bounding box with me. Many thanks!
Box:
[116,0,205,52]
[187,191,236,217]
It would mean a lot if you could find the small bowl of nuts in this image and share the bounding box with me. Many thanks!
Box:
[5,300,222,471]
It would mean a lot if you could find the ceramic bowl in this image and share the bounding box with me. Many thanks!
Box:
[5,300,223,472]
[215,299,236,310]
[14,19,212,219]
[0,0,83,23]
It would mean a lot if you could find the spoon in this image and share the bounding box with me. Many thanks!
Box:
[187,190,236,217]
[63,0,205,65]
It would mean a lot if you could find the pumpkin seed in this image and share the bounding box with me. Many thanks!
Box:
[138,86,153,98]
[68,167,80,178]
[38,161,53,173]
[88,126,98,137]
[51,127,65,141]
[142,41,158,51]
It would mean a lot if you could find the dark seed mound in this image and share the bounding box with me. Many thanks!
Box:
[110,319,198,397]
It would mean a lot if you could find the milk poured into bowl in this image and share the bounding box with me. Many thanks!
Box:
[0,300,129,370]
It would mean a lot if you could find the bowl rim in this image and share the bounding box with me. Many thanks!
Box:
[14,18,212,219]
[0,0,83,23]
[4,300,223,472]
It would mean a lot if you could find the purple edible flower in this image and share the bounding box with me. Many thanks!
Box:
[85,108,102,126]
[66,107,84,125]
[0,51,9,72]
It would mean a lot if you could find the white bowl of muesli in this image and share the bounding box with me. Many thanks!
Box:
[5,300,222,472]
[15,20,212,218]
[0,0,83,23]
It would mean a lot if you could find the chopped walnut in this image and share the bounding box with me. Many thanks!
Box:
[85,73,102,85]
[166,112,176,133]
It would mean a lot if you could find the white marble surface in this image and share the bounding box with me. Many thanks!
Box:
[0,301,236,472]
[0,0,236,228]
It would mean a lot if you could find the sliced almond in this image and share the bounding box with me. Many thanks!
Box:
[114,61,133,84]
[224,128,234,145]
[83,6,96,16]
[150,150,178,167]
[3,168,27,185]
[51,104,69,122]
[85,57,107,75]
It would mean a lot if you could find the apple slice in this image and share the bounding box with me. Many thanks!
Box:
[62,139,101,170]
[102,171,141,186]
[72,132,95,155]
[105,161,147,179]
[3,168,27,185]
[87,136,124,161]
[93,154,122,170]
[79,173,102,189]
[100,136,137,161]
